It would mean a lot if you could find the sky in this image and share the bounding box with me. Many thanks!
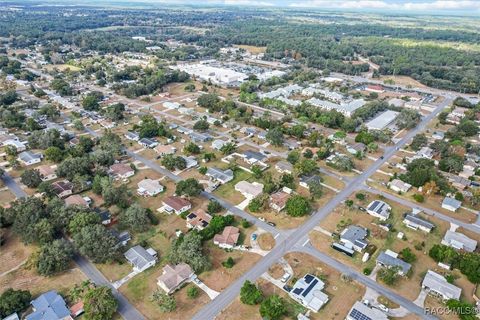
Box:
[144,0,480,12]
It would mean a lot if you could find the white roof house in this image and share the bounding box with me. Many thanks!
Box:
[340,225,369,252]
[366,200,391,221]
[211,139,227,150]
[403,214,434,233]
[235,181,264,199]
[441,197,462,212]
[206,167,234,184]
[137,179,164,197]
[388,179,412,193]
[376,250,411,276]
[289,274,329,312]
[346,301,389,320]
[163,101,181,109]
[365,110,399,131]
[18,151,43,166]
[124,245,157,272]
[422,270,461,301]
[441,230,477,252]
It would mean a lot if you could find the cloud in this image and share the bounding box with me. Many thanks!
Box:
[224,0,274,5]
[288,0,480,11]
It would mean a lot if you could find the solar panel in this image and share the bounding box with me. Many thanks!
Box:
[302,279,318,297]
[304,274,314,283]
[349,308,373,320]
[293,288,303,295]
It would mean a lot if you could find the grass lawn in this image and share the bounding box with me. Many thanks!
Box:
[215,169,253,204]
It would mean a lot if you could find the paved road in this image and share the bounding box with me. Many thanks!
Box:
[1,173,27,198]
[74,254,146,320]
[364,187,480,233]
[192,98,451,320]
[296,245,437,320]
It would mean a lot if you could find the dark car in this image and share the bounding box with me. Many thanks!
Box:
[267,221,276,227]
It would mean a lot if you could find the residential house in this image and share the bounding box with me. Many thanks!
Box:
[25,290,73,320]
[137,179,164,196]
[95,209,112,225]
[388,179,412,193]
[181,155,198,169]
[124,245,157,272]
[441,197,462,212]
[157,263,194,294]
[3,139,27,152]
[124,131,140,141]
[346,301,388,320]
[69,301,84,318]
[110,229,131,247]
[365,84,384,93]
[235,181,264,199]
[162,196,192,215]
[289,274,329,312]
[339,225,369,252]
[206,167,234,184]
[376,250,411,276]
[269,187,292,212]
[4,313,20,320]
[422,270,461,301]
[275,161,293,175]
[189,131,212,143]
[403,213,434,233]
[186,209,212,231]
[211,139,227,151]
[51,180,74,198]
[441,230,477,252]
[37,165,57,181]
[109,163,135,180]
[242,150,267,165]
[366,200,391,221]
[154,144,176,156]
[415,147,434,160]
[18,151,43,166]
[240,127,256,136]
[213,226,240,249]
[346,143,366,155]
[388,98,405,108]
[448,175,471,190]
[64,195,89,207]
[163,101,181,110]
[432,131,445,140]
[299,174,322,189]
[138,138,158,149]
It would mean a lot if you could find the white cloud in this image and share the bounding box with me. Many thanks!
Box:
[288,0,480,10]
[224,0,274,6]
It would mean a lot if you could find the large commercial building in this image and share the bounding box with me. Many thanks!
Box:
[365,110,399,131]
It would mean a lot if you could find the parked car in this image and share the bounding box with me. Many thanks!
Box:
[281,273,291,283]
[251,233,258,241]
[267,221,276,227]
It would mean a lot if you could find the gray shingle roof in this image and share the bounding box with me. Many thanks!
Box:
[376,251,411,275]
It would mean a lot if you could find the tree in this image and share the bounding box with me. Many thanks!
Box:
[197,93,219,110]
[82,94,100,111]
[119,203,150,232]
[285,195,311,217]
[400,247,416,263]
[0,288,31,318]
[84,286,118,320]
[259,295,287,320]
[184,142,200,155]
[248,195,267,213]
[308,178,323,199]
[377,267,400,286]
[193,119,209,132]
[152,290,176,313]
[251,165,263,179]
[73,224,119,263]
[68,211,100,234]
[176,178,204,197]
[44,146,64,163]
[294,159,317,176]
[168,232,210,273]
[222,257,235,268]
[410,134,428,151]
[184,83,196,92]
[207,200,223,214]
[266,127,284,147]
[20,169,42,188]
[220,142,236,155]
[445,300,477,320]
[187,286,199,299]
[397,109,421,129]
[287,150,300,164]
[37,239,74,276]
[240,280,263,305]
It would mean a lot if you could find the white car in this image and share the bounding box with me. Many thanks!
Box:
[280,273,291,283]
